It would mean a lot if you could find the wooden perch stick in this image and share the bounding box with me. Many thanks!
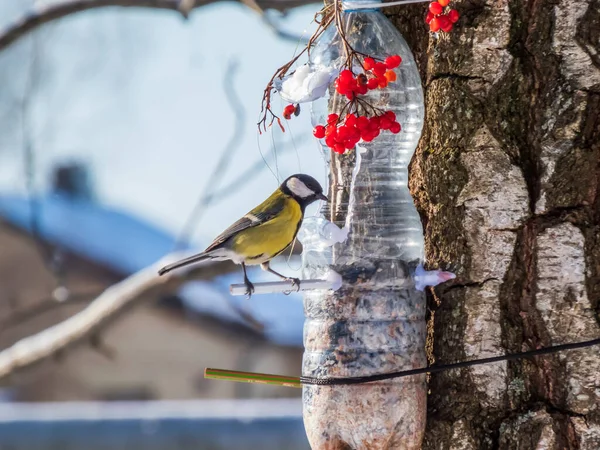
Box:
[205,368,302,388]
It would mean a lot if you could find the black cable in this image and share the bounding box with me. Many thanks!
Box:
[299,337,600,386]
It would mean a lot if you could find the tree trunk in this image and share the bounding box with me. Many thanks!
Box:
[387,0,600,448]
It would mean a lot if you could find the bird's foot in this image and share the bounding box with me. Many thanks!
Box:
[244,279,255,299]
[285,277,301,292]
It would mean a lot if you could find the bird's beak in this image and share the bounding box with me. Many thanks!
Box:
[318,193,328,202]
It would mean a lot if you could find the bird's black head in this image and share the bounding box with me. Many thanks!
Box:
[281,174,328,209]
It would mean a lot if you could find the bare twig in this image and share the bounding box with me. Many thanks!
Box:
[0,0,318,54]
[208,133,308,204]
[258,0,393,135]
[175,59,245,249]
[261,12,310,44]
[258,6,334,132]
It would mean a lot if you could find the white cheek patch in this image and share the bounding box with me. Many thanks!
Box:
[287,178,314,198]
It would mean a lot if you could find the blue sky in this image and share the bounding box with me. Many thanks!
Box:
[0,0,326,249]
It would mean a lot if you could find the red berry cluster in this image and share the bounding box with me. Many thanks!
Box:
[426,1,460,33]
[311,54,404,154]
[313,111,401,154]
[335,55,401,100]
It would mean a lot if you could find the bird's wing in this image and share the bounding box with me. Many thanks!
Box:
[203,191,285,253]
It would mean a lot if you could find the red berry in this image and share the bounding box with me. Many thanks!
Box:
[336,72,357,96]
[438,14,451,29]
[313,125,326,139]
[337,126,350,140]
[367,78,379,90]
[429,2,443,15]
[363,57,376,71]
[357,116,370,130]
[283,104,296,120]
[384,55,402,69]
[345,113,357,127]
[343,139,355,150]
[389,122,401,134]
[425,11,434,24]
[429,17,441,32]
[369,116,381,130]
[337,79,355,95]
[385,111,396,122]
[339,70,353,81]
[380,117,392,130]
[373,62,387,77]
[327,113,339,124]
[448,9,460,23]
[441,21,454,32]
[385,70,397,82]
[334,143,345,154]
[378,77,388,88]
[357,84,368,95]
[348,127,361,141]
[438,0,449,6]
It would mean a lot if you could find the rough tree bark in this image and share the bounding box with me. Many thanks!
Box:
[387,0,600,448]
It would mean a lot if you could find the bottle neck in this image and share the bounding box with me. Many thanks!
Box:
[341,0,382,13]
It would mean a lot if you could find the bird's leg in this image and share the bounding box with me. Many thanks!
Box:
[241,263,255,298]
[260,262,300,291]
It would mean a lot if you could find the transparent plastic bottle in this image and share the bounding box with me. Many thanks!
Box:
[301,2,427,448]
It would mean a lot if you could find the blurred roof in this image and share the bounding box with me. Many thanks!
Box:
[0,399,308,450]
[0,193,304,346]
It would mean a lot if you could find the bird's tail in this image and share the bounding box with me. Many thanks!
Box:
[158,252,211,276]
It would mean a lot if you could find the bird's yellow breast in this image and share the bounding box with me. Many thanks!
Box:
[231,195,302,264]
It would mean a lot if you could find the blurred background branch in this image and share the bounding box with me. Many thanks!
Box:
[176,59,246,249]
[261,11,310,43]
[0,252,210,380]
[0,0,316,54]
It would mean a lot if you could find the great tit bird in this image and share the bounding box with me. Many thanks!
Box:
[158,174,327,296]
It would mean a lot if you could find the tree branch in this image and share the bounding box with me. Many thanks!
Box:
[0,0,317,54]
[175,59,246,249]
[0,252,197,380]
[261,12,310,44]
[208,133,309,204]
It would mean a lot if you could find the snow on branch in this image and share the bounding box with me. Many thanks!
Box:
[0,0,316,53]
[0,252,199,380]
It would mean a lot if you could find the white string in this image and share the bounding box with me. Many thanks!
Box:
[342,0,431,11]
